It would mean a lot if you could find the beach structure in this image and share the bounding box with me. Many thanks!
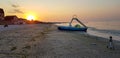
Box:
[4,15,18,24]
[4,15,26,24]
[0,8,26,25]
[58,17,87,32]
[0,8,4,21]
[17,18,26,24]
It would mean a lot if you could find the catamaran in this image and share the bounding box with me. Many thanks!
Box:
[58,16,88,32]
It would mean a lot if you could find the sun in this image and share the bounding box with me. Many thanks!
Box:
[27,15,35,21]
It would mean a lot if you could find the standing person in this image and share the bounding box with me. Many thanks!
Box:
[107,36,115,50]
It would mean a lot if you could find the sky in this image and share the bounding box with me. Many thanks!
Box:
[0,0,120,22]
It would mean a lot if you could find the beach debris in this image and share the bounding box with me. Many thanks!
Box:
[23,45,31,49]
[107,36,115,50]
[30,38,36,41]
[10,46,17,51]
[4,24,8,28]
[91,43,97,45]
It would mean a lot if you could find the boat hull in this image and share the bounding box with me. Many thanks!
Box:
[58,26,87,32]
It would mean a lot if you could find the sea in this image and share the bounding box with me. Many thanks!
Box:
[56,20,120,41]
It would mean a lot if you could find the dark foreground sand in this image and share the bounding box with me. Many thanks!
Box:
[0,24,120,58]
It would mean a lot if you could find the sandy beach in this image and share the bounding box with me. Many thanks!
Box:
[0,24,120,58]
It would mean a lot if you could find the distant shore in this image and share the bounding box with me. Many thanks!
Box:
[0,24,120,58]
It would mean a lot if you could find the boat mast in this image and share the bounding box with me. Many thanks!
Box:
[69,15,87,28]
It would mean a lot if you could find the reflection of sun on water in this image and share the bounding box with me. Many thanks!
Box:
[27,15,35,21]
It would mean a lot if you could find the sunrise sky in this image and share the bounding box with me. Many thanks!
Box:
[0,0,120,22]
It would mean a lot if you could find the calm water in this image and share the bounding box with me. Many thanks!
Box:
[86,21,120,41]
[56,21,120,41]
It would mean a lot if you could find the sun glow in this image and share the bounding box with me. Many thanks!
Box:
[27,15,35,21]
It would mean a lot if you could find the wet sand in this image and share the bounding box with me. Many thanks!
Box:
[0,24,120,58]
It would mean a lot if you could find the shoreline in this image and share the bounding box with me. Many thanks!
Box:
[0,24,120,58]
[55,22,120,41]
[87,27,120,41]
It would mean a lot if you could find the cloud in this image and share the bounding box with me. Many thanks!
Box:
[8,9,24,14]
[13,9,24,13]
[8,4,24,14]
[11,4,19,8]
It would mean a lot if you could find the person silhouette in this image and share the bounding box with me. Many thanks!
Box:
[107,36,115,50]
[4,24,8,28]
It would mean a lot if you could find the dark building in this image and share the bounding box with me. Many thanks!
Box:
[4,15,26,24]
[4,15,18,24]
[17,18,26,24]
[0,8,4,20]
[0,8,26,25]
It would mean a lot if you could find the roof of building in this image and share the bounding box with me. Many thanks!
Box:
[0,8,4,13]
[5,15,17,20]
